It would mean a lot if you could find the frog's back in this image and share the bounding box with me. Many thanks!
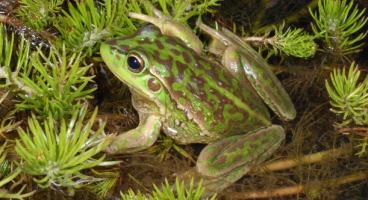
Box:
[142,34,271,139]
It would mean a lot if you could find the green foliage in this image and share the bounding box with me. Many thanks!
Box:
[326,63,368,156]
[120,178,216,200]
[152,0,220,22]
[16,0,64,30]
[54,0,220,55]
[15,106,113,190]
[356,136,368,156]
[125,0,220,23]
[310,0,368,56]
[0,24,15,69]
[0,25,30,86]
[55,0,136,55]
[0,142,35,199]
[326,63,368,126]
[87,170,119,199]
[266,26,316,58]
[15,45,95,120]
[148,135,195,163]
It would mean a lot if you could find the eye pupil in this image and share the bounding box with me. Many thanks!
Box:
[128,56,140,69]
[127,54,144,72]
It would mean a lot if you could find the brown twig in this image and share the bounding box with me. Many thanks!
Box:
[220,146,355,199]
[251,145,352,173]
[0,14,55,41]
[0,14,22,27]
[337,127,368,137]
[226,171,368,199]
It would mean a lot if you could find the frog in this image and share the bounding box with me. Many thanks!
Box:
[100,7,296,194]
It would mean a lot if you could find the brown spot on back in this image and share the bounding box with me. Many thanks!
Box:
[156,39,165,49]
[170,48,181,55]
[113,45,130,53]
[175,60,187,74]
[166,37,181,46]
[182,51,192,63]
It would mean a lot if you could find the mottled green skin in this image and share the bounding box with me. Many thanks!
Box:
[100,24,293,193]
[101,26,271,144]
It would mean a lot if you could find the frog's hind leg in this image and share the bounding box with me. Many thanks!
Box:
[196,125,285,193]
[198,21,296,121]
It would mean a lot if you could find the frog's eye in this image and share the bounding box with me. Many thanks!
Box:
[127,53,144,73]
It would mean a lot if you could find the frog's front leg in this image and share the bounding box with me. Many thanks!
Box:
[128,3,203,54]
[193,125,285,193]
[105,114,161,154]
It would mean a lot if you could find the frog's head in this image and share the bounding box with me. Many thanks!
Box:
[100,25,171,101]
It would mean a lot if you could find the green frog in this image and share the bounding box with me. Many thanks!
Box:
[100,8,296,193]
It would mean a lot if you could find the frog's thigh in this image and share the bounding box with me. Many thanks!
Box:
[197,125,285,177]
[105,114,161,154]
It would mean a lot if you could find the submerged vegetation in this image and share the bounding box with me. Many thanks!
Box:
[0,0,367,199]
[310,0,368,57]
[120,178,216,200]
[15,106,113,191]
[326,63,368,156]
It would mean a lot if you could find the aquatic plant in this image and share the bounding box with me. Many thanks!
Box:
[0,142,35,199]
[15,45,95,120]
[326,63,368,155]
[55,0,136,55]
[326,63,368,126]
[0,15,95,122]
[149,0,220,22]
[147,135,195,163]
[54,0,220,55]
[16,0,64,30]
[0,25,30,90]
[244,24,316,59]
[120,178,217,200]
[15,105,115,192]
[87,170,120,199]
[310,0,368,56]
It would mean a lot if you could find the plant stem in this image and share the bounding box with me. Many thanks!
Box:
[251,145,352,173]
[0,67,34,95]
[225,171,368,199]
[242,36,270,44]
[338,127,368,136]
[0,14,22,27]
[242,36,264,42]
[0,14,55,41]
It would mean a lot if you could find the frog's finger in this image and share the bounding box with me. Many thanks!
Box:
[128,12,203,54]
[196,125,284,177]
[197,21,231,46]
[208,36,227,56]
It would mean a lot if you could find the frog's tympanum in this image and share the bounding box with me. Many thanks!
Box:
[100,7,296,194]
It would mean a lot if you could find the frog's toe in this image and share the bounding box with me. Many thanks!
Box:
[105,143,119,154]
[176,168,221,196]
